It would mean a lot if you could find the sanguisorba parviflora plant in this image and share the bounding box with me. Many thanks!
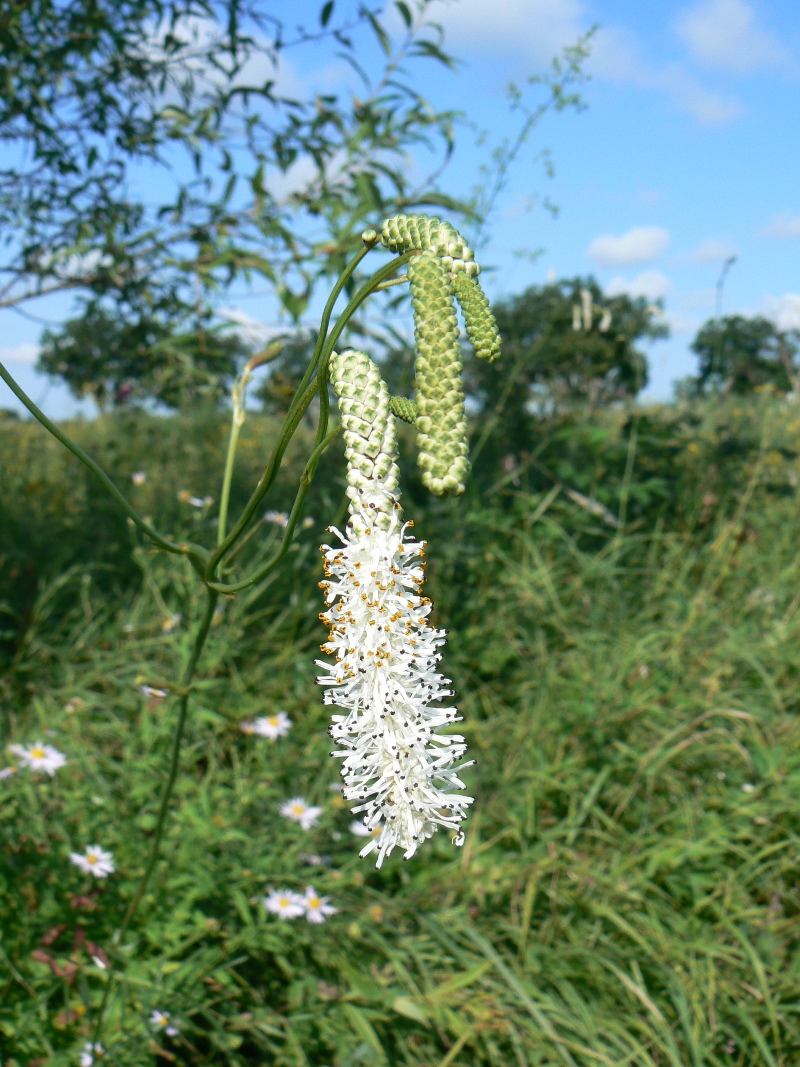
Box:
[0,213,501,1034]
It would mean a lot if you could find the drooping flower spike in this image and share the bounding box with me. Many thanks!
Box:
[379,214,502,495]
[380,213,501,366]
[317,349,474,868]
[407,250,470,497]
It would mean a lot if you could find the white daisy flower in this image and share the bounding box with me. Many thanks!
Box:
[349,819,382,838]
[0,766,16,780]
[131,470,147,485]
[263,888,305,919]
[302,886,337,924]
[252,711,293,740]
[161,613,182,634]
[79,1042,104,1066]
[239,720,257,735]
[280,797,323,830]
[263,510,289,527]
[150,1009,179,1036]
[69,845,115,879]
[138,684,168,698]
[9,741,67,777]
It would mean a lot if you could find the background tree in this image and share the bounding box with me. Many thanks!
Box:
[0,0,590,407]
[37,306,250,409]
[461,276,668,460]
[684,315,799,396]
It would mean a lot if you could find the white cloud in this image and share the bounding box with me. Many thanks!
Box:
[436,0,742,125]
[663,310,701,335]
[0,343,39,365]
[687,237,738,264]
[674,0,789,74]
[435,0,585,67]
[656,64,742,124]
[219,308,276,347]
[763,294,800,332]
[763,212,800,239]
[588,227,670,267]
[607,270,672,301]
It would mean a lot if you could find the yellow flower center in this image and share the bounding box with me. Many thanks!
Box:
[279,897,291,907]
[87,854,98,865]
[308,897,320,908]
[291,804,304,815]
[31,746,45,759]
[268,717,279,727]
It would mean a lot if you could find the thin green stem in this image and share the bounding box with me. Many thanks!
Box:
[206,250,413,581]
[218,373,250,547]
[0,361,208,573]
[206,243,374,576]
[209,424,343,594]
[91,587,219,1046]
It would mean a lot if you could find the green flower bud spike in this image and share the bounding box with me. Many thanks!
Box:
[381,213,501,365]
[329,349,400,532]
[407,251,470,497]
[452,272,502,364]
[381,214,480,278]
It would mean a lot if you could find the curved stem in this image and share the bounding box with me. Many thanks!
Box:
[206,243,374,576]
[208,424,343,594]
[206,250,412,582]
[91,587,219,1046]
[0,361,208,571]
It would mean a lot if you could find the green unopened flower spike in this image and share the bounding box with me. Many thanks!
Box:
[407,251,470,497]
[452,272,502,364]
[381,214,480,278]
[329,350,400,533]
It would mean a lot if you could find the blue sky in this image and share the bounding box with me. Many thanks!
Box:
[2,0,799,415]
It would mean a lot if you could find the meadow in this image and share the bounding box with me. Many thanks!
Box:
[1,397,800,1066]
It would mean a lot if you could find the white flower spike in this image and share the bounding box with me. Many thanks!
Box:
[280,797,322,830]
[349,819,381,838]
[264,888,306,919]
[69,845,115,879]
[317,350,473,868]
[9,741,66,776]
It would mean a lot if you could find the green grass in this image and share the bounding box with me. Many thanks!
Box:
[1,399,800,1065]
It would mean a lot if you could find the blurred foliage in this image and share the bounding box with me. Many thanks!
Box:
[682,314,800,397]
[3,395,800,664]
[252,332,318,417]
[38,306,251,409]
[463,276,668,429]
[1,393,800,1063]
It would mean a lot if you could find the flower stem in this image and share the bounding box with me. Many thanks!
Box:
[91,586,219,1046]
